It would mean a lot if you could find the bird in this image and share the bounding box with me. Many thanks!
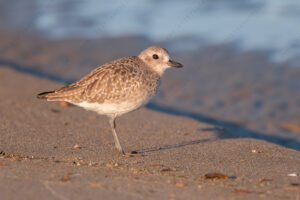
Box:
[37,46,183,155]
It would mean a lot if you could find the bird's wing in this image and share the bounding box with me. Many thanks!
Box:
[42,57,146,103]
[81,63,144,104]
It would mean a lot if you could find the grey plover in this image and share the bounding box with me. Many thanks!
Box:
[37,46,183,154]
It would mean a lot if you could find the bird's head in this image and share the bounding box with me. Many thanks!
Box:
[138,46,183,76]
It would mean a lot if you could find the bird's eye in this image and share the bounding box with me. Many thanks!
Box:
[152,54,159,59]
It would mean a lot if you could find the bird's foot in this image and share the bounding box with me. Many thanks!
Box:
[116,146,125,155]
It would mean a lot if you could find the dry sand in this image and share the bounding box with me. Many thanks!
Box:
[0,66,299,199]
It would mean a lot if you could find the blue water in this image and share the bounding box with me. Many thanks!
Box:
[33,0,300,64]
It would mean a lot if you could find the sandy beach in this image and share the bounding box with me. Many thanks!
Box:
[0,30,299,199]
[0,66,300,199]
[0,31,299,148]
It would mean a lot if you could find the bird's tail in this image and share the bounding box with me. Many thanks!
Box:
[37,91,55,99]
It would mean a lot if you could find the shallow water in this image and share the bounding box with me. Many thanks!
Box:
[16,0,300,64]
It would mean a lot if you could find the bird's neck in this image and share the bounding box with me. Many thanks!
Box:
[150,66,166,76]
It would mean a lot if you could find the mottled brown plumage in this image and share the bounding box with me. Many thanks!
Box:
[40,57,160,105]
[37,46,183,154]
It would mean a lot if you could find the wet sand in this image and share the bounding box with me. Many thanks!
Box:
[0,32,299,199]
[0,32,299,148]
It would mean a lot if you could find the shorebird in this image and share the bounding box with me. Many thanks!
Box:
[37,46,183,155]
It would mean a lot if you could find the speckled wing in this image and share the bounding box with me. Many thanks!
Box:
[39,57,160,104]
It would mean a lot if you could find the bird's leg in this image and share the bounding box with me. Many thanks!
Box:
[109,116,125,155]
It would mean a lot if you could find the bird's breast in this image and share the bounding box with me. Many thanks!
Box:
[75,98,149,116]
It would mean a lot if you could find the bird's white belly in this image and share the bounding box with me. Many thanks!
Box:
[74,100,146,116]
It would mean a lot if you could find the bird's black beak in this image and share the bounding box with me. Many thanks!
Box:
[168,60,183,68]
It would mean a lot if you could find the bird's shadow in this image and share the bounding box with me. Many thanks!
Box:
[145,102,300,151]
[133,139,211,154]
[1,60,299,151]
